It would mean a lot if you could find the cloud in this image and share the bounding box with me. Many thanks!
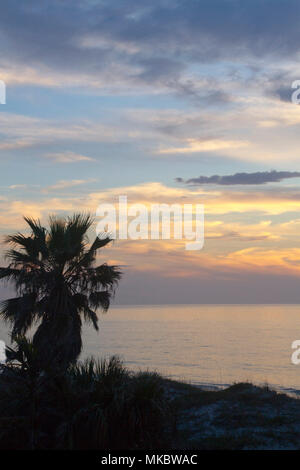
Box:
[1,0,300,103]
[43,179,92,192]
[176,170,300,186]
[3,181,300,286]
[0,113,120,153]
[159,138,248,154]
[205,231,277,242]
[45,151,95,163]
[9,184,29,190]
[1,98,300,169]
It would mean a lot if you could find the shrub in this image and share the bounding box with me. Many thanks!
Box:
[0,349,170,449]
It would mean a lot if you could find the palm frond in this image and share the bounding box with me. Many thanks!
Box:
[0,267,21,282]
[87,264,121,290]
[72,293,99,330]
[23,217,48,258]
[89,291,110,312]
[67,235,113,273]
[5,249,40,267]
[0,294,37,336]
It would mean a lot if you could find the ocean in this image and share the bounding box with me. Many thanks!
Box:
[1,304,300,394]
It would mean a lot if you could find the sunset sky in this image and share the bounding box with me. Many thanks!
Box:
[2,0,300,303]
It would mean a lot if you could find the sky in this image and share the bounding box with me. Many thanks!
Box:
[2,0,300,303]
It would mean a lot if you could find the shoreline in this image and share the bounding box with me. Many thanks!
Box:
[165,377,300,398]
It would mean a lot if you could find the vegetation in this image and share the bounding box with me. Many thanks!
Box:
[0,341,299,450]
[0,213,171,449]
[0,339,170,449]
[0,214,121,369]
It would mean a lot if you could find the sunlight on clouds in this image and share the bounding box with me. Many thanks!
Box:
[43,179,94,192]
[103,242,300,279]
[2,181,300,280]
[158,138,249,154]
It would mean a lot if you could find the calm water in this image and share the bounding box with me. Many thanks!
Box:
[2,304,300,393]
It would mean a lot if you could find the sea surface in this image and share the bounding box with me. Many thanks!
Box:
[2,304,300,394]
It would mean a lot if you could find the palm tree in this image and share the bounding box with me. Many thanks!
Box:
[0,213,121,369]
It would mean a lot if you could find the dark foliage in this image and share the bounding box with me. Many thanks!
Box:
[0,214,121,369]
[0,338,170,449]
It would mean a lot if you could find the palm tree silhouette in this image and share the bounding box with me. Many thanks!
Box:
[0,213,121,369]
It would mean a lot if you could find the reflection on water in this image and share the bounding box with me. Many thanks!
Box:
[1,304,300,392]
